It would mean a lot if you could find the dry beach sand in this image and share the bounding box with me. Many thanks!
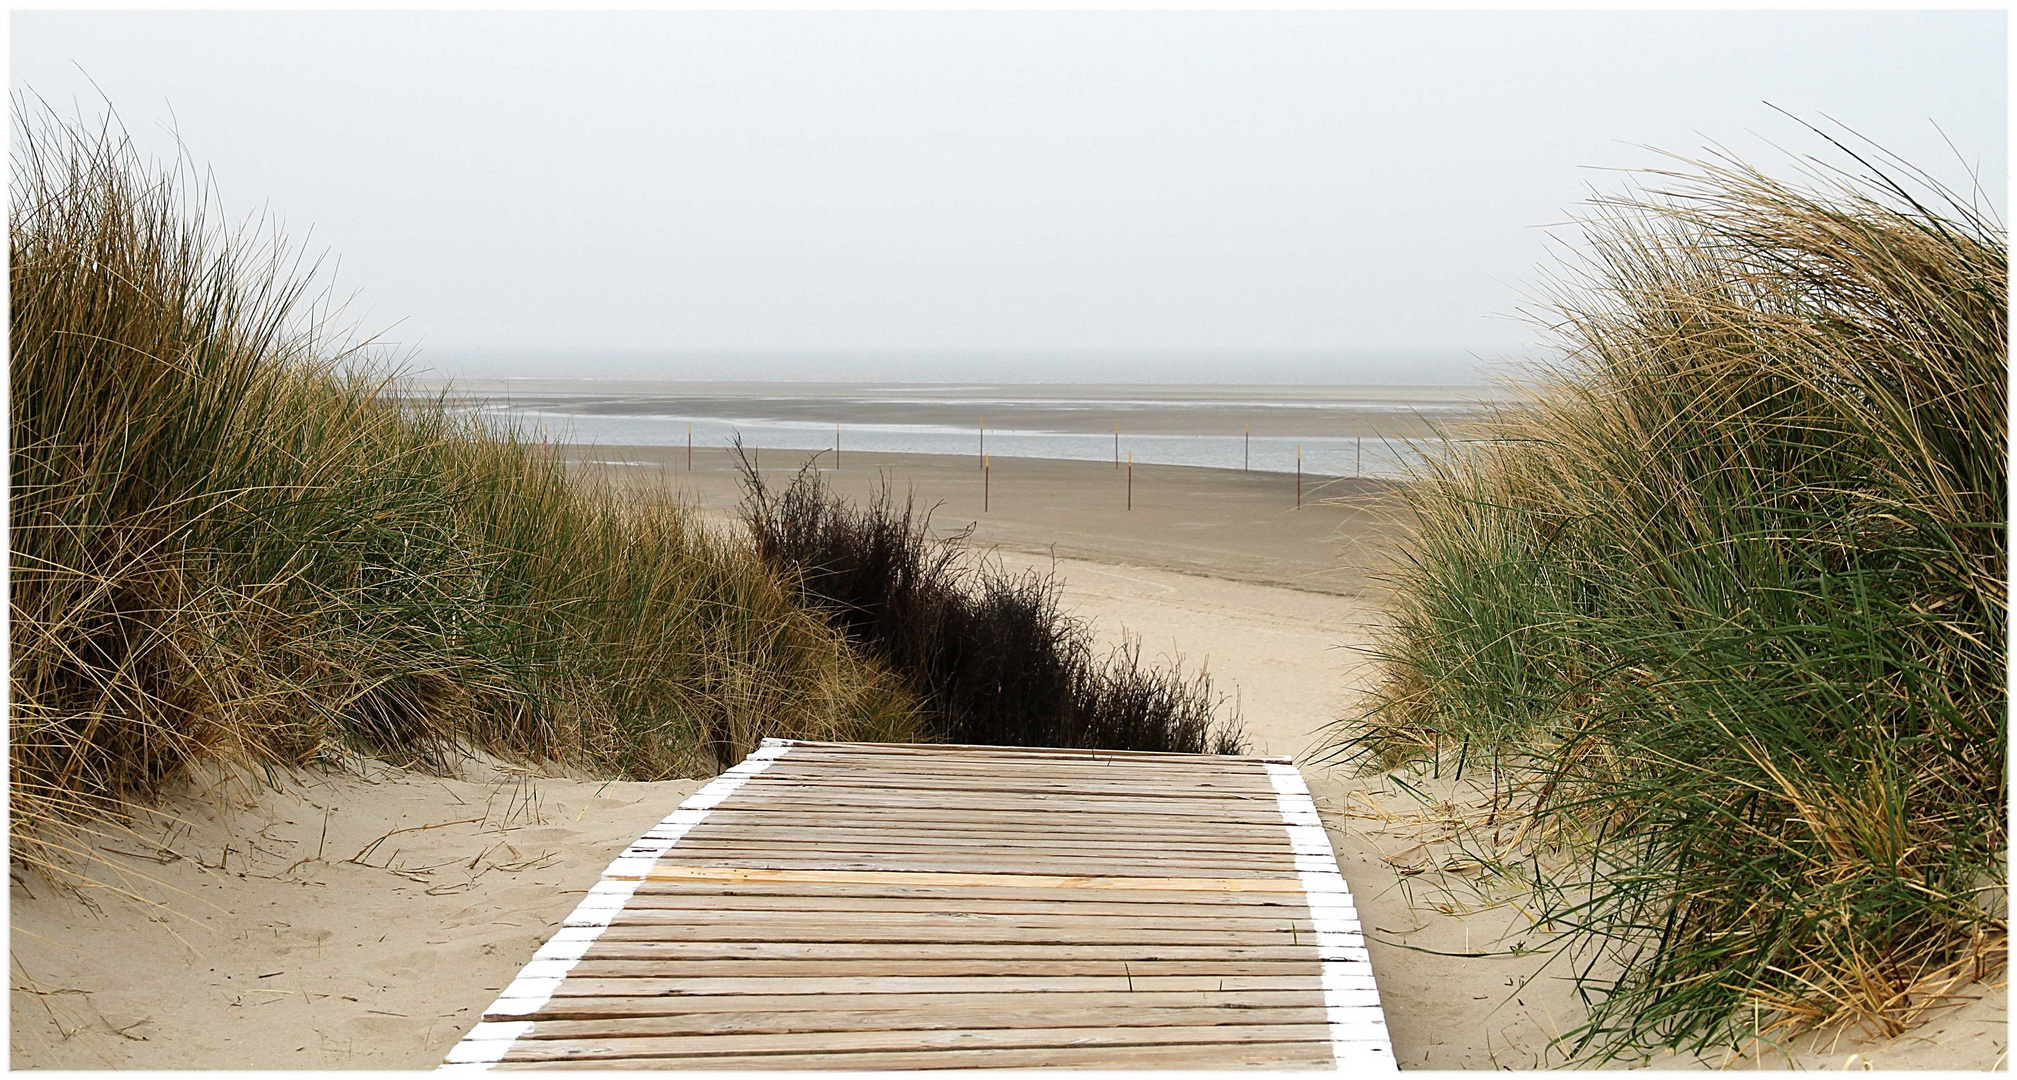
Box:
[11,447,2004,1070]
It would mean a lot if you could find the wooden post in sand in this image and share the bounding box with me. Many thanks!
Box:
[686,423,692,471]
[1245,423,1250,471]
[1296,444,1302,509]
[1127,451,1133,511]
[835,423,841,470]
[984,453,990,512]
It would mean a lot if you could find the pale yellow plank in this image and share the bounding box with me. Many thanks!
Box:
[544,974,1331,998]
[626,865,1306,891]
[497,1021,1335,1061]
[506,988,1332,1018]
[508,1003,1332,1039]
[601,908,1330,930]
[488,1040,1332,1070]
[563,959,1323,978]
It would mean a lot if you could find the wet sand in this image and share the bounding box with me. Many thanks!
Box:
[569,445,1410,597]
[409,379,1503,441]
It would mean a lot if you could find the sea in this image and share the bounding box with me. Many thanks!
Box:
[409,347,1515,479]
[434,388,1493,479]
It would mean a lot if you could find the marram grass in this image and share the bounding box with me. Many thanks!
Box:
[9,111,922,876]
[1338,146,2006,1059]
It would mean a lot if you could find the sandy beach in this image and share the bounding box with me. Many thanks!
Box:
[20,3,2001,1070]
[579,444,1407,597]
[11,448,2003,1070]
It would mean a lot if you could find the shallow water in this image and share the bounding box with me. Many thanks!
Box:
[435,382,1488,477]
[469,408,1447,477]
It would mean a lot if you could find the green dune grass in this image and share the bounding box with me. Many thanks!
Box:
[9,111,922,878]
[1339,146,2006,1058]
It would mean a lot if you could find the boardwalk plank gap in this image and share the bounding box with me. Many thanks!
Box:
[440,740,1392,1072]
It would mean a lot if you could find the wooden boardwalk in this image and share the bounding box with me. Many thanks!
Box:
[442,739,1392,1071]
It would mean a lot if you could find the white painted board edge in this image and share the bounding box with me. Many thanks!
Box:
[436,739,792,1072]
[1264,761,1397,1072]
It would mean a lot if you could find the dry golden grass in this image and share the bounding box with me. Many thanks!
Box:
[9,108,922,882]
[1338,138,2006,1059]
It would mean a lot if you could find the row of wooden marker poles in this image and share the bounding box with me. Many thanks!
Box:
[977,419,1367,512]
[684,420,1365,511]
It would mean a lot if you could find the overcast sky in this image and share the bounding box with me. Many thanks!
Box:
[11,10,2007,383]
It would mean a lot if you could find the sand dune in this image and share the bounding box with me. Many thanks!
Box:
[11,449,2002,1070]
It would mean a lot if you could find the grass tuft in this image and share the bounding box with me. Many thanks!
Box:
[1334,141,2006,1059]
[9,107,922,877]
[740,452,1247,754]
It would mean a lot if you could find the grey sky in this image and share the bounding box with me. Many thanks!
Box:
[11,10,2007,383]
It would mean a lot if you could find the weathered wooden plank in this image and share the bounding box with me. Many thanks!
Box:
[617,881,1322,906]
[690,803,1297,824]
[503,988,1344,1018]
[732,778,1278,800]
[741,770,1270,788]
[695,789,1285,809]
[744,772,1285,795]
[644,853,1297,877]
[741,768,1275,788]
[628,866,1307,891]
[577,941,1348,962]
[640,850,1293,873]
[775,739,1282,763]
[696,806,1300,830]
[728,787,1282,812]
[716,804,1290,827]
[504,1004,1336,1039]
[661,837,1296,859]
[597,908,1346,930]
[667,831,1295,855]
[661,836,1291,857]
[684,807,1302,832]
[689,793,1296,814]
[497,1021,1337,1061]
[756,765,1277,788]
[588,920,1347,944]
[780,746,1263,762]
[669,828,1299,850]
[651,841,1291,861]
[763,757,1284,779]
[650,849,1297,872]
[756,757,1274,778]
[667,831,1293,854]
[486,1040,1334,1070]
[563,959,1328,978]
[612,892,1325,918]
[771,745,1269,764]
[541,974,1345,998]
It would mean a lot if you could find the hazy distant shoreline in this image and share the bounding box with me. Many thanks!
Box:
[397,379,1503,477]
